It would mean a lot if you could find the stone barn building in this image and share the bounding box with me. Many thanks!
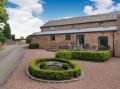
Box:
[31,13,120,57]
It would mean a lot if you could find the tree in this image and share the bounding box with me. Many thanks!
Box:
[2,23,11,39]
[26,36,32,43]
[0,35,7,44]
[20,36,24,40]
[11,34,15,40]
[0,0,11,41]
[0,0,8,22]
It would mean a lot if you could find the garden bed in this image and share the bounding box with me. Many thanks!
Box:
[26,58,83,83]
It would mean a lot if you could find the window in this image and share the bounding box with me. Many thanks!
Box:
[98,36,109,50]
[71,25,75,29]
[76,34,84,48]
[50,27,54,30]
[65,34,71,40]
[50,35,55,41]
[98,22,104,26]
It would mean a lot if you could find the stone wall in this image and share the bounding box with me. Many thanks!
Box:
[114,14,120,57]
[32,34,76,49]
[41,20,116,32]
[85,32,113,52]
[32,16,118,56]
[32,32,114,52]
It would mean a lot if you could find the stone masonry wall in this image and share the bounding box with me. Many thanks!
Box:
[32,32,114,53]
[114,14,120,57]
[41,20,116,32]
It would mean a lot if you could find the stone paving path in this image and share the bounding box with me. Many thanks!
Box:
[1,49,120,89]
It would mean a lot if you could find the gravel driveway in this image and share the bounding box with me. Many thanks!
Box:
[1,49,120,89]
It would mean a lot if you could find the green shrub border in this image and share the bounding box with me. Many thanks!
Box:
[28,43,39,49]
[28,58,81,80]
[55,50,110,62]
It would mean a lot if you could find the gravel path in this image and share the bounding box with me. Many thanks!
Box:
[1,49,120,89]
[0,45,26,86]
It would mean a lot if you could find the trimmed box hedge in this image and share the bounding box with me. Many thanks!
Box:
[28,58,81,80]
[29,43,39,49]
[55,50,110,62]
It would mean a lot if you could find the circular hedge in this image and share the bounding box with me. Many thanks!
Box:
[27,58,81,81]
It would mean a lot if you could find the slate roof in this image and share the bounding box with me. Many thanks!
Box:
[41,13,118,27]
[33,26,117,35]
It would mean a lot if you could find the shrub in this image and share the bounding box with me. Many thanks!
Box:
[28,58,81,80]
[62,63,69,70]
[0,35,7,44]
[55,51,72,60]
[39,62,47,69]
[55,50,110,62]
[26,36,31,43]
[29,43,39,49]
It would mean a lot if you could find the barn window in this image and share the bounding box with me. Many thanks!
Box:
[50,35,55,41]
[98,36,109,50]
[98,22,104,26]
[65,34,71,40]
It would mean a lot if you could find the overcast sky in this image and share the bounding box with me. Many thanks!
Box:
[6,0,120,38]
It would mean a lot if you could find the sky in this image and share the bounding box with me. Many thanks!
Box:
[5,0,120,38]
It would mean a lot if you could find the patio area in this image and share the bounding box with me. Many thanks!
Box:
[1,49,120,89]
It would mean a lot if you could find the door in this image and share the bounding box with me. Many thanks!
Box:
[98,36,109,50]
[76,34,84,48]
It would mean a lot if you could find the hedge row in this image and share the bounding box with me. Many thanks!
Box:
[55,50,110,62]
[29,43,39,49]
[28,58,81,80]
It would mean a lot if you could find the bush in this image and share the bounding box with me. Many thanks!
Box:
[55,50,110,62]
[28,58,81,80]
[62,63,69,70]
[26,36,31,43]
[55,51,72,60]
[39,62,47,69]
[0,35,7,44]
[29,43,39,49]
